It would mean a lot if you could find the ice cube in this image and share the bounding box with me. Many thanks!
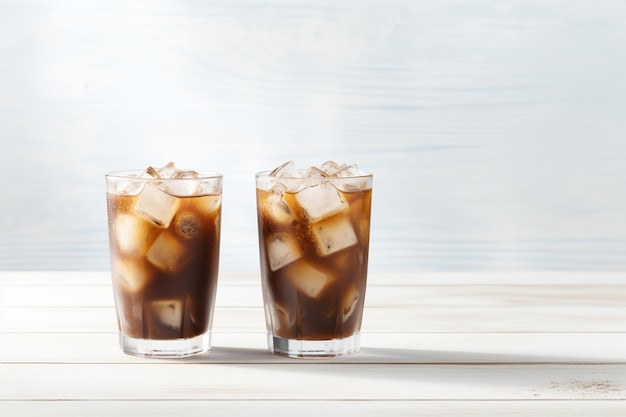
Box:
[320,162,370,192]
[108,172,145,196]
[310,215,358,256]
[160,168,203,196]
[114,213,152,255]
[270,160,300,178]
[341,284,360,321]
[174,170,200,179]
[112,258,150,293]
[326,248,356,272]
[108,179,140,196]
[332,176,370,193]
[265,161,304,192]
[145,166,161,179]
[132,183,180,228]
[197,179,221,195]
[145,232,187,272]
[161,179,199,197]
[111,167,161,195]
[303,166,328,178]
[157,161,178,178]
[285,261,332,298]
[150,299,183,328]
[203,194,222,213]
[174,211,201,239]
[320,161,344,176]
[295,181,347,221]
[267,233,302,271]
[335,164,360,177]
[262,189,295,226]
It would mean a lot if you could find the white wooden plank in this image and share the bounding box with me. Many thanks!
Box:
[2,304,625,333]
[1,363,625,401]
[1,332,625,364]
[366,271,626,286]
[2,400,626,417]
[0,306,119,333]
[361,305,626,332]
[0,271,112,286]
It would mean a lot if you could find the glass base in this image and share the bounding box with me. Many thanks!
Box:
[119,332,210,358]
[268,333,360,358]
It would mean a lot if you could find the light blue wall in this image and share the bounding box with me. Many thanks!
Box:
[1,0,625,273]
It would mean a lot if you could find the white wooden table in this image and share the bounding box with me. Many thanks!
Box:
[1,271,625,416]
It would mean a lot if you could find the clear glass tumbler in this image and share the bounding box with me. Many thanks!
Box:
[255,162,373,358]
[105,166,222,357]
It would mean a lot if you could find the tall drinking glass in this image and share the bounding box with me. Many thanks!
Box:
[255,161,373,358]
[105,164,222,357]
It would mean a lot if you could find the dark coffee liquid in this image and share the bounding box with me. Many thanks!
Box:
[107,192,221,340]
[257,186,371,340]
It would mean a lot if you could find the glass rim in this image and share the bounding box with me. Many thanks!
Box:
[255,170,373,180]
[106,169,223,181]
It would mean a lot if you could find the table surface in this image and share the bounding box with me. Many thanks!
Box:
[1,271,625,416]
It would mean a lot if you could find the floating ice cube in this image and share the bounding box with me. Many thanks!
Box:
[150,299,183,328]
[114,213,152,255]
[319,162,371,192]
[174,170,200,179]
[310,215,358,256]
[145,232,186,272]
[160,168,204,196]
[324,248,364,271]
[303,166,328,179]
[267,233,302,271]
[332,176,370,193]
[335,164,360,177]
[111,167,162,195]
[320,161,361,178]
[270,160,300,178]
[107,172,145,195]
[161,179,199,197]
[145,166,161,179]
[341,284,360,321]
[197,179,221,195]
[320,161,344,176]
[174,212,201,239]
[262,190,295,226]
[203,194,222,213]
[295,182,347,221]
[157,161,178,178]
[113,258,150,293]
[132,183,180,228]
[108,179,141,196]
[285,261,333,298]
[265,161,304,193]
[331,164,371,192]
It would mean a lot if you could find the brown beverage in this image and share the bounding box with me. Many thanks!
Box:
[256,161,373,357]
[106,163,222,357]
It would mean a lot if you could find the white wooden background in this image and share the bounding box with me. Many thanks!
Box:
[0,0,625,275]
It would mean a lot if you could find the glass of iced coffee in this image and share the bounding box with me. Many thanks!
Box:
[256,161,373,358]
[105,163,222,358]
